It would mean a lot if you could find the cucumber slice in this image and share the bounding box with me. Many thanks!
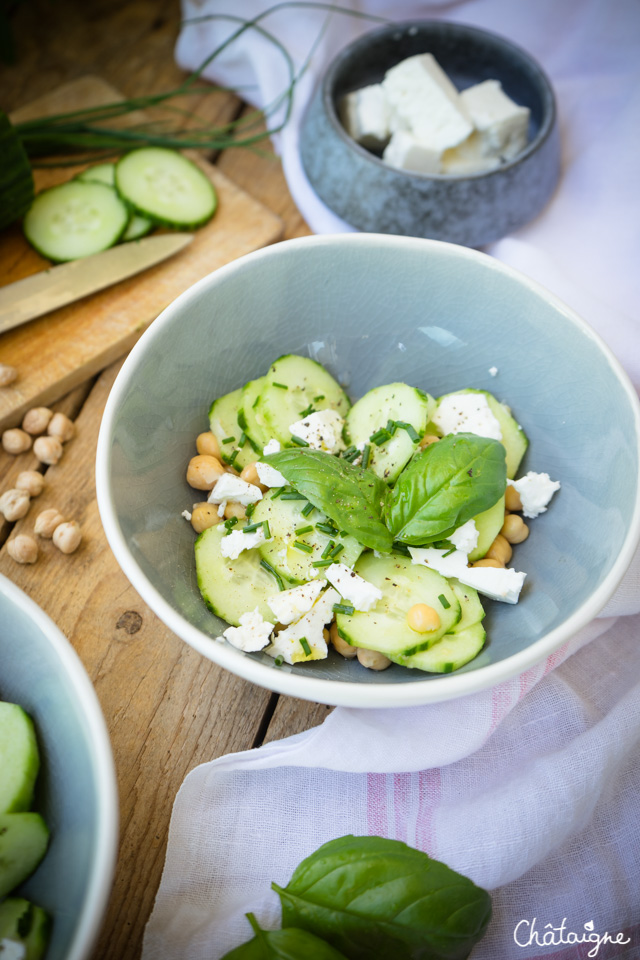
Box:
[195,524,278,626]
[208,388,259,470]
[257,355,351,446]
[253,491,363,585]
[0,110,34,231]
[0,702,39,814]
[238,377,271,450]
[0,813,49,899]
[394,622,486,673]
[335,553,460,658]
[76,162,116,186]
[115,147,217,228]
[121,213,153,241]
[434,389,528,479]
[23,180,128,261]
[468,494,506,561]
[448,579,485,634]
[0,899,51,960]
[346,383,434,483]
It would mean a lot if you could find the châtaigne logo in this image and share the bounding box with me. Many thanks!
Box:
[514,918,631,957]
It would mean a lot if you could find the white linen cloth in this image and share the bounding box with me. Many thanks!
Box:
[142,3,640,957]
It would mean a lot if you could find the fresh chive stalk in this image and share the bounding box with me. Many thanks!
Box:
[438,594,451,609]
[299,404,315,418]
[293,540,313,553]
[274,655,284,667]
[290,434,309,447]
[273,382,288,390]
[312,559,333,568]
[321,540,335,559]
[281,491,307,500]
[242,521,263,533]
[333,602,355,615]
[271,486,284,499]
[260,558,284,591]
[313,394,325,401]
[222,436,235,444]
[262,521,271,539]
[299,637,311,657]
[329,543,344,559]
[301,501,315,517]
[316,521,338,536]
[295,525,314,535]
[361,444,371,469]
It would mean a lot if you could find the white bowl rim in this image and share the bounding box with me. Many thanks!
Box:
[96,233,640,709]
[0,573,119,960]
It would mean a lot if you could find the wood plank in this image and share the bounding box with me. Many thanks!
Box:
[0,76,283,433]
[0,359,273,960]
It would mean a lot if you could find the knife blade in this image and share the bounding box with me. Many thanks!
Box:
[0,233,193,335]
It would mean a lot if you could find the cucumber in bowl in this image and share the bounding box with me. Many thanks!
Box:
[182,354,560,675]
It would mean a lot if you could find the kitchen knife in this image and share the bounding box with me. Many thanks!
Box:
[0,232,193,335]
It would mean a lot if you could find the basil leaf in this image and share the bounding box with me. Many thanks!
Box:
[221,917,348,959]
[263,449,392,552]
[273,836,491,960]
[386,433,506,545]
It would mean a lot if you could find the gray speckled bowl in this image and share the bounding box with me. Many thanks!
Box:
[300,20,560,246]
[96,234,640,709]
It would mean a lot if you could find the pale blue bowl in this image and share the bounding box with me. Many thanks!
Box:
[97,235,640,708]
[0,575,118,960]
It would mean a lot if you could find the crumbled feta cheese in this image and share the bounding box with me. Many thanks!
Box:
[267,579,324,625]
[508,472,561,519]
[208,473,263,506]
[289,409,345,454]
[459,566,526,604]
[255,461,287,488]
[266,588,339,664]
[217,500,227,518]
[382,54,473,152]
[440,131,501,175]
[263,438,281,456]
[409,546,470,580]
[460,79,529,161]
[222,608,274,652]
[382,129,442,174]
[340,83,390,150]
[325,563,383,612]
[432,393,502,441]
[449,519,479,555]
[489,366,499,377]
[219,526,270,560]
[181,510,192,522]
[0,941,27,960]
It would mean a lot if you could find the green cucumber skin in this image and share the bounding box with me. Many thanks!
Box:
[393,622,487,673]
[0,702,39,815]
[195,525,277,626]
[0,898,51,960]
[0,812,49,899]
[209,388,257,471]
[114,148,217,229]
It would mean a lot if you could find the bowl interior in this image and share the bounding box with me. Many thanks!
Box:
[0,579,116,960]
[102,236,638,700]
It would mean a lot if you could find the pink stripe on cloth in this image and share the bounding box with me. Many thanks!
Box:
[393,772,412,844]
[416,768,442,857]
[366,772,388,837]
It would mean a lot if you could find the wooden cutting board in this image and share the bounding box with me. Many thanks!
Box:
[0,76,283,432]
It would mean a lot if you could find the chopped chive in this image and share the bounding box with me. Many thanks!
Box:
[300,637,311,656]
[340,530,348,538]
[316,521,338,536]
[274,655,284,667]
[293,540,313,553]
[329,543,344,559]
[273,382,288,390]
[222,436,235,444]
[312,559,333,568]
[385,419,397,435]
[242,521,263,533]
[245,503,256,519]
[396,421,421,443]
[361,444,371,469]
[252,396,260,409]
[313,394,325,402]
[438,594,451,609]
[290,434,309,447]
[228,449,239,466]
[262,520,271,539]
[248,435,261,454]
[443,663,454,673]
[321,540,335,559]
[370,428,391,446]
[224,517,239,531]
[271,486,284,499]
[301,501,315,517]
[333,602,355,615]
[238,431,247,447]
[281,492,307,500]
[295,524,314,535]
[260,558,284,591]
[442,547,457,557]
[299,404,316,418]
[342,445,357,458]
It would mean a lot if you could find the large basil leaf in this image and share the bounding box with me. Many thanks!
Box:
[221,914,348,959]
[273,836,491,960]
[386,433,506,545]
[263,449,392,552]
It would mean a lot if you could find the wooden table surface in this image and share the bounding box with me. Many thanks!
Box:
[0,2,331,956]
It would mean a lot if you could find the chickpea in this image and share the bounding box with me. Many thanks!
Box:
[407,603,441,633]
[240,462,268,492]
[33,436,63,465]
[186,454,224,490]
[191,502,221,533]
[419,433,440,450]
[196,431,221,459]
[0,489,31,522]
[52,520,82,554]
[485,533,512,566]
[472,558,504,568]
[2,428,32,455]
[224,501,246,520]
[47,412,75,443]
[223,463,240,476]
[0,364,18,387]
[357,648,391,671]
[22,407,53,436]
[330,621,358,658]
[505,485,523,512]
[34,508,66,539]
[7,534,38,564]
[500,513,529,544]
[16,470,44,498]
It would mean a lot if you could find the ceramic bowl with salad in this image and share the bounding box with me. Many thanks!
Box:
[96,234,640,708]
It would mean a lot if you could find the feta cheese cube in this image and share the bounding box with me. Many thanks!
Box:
[255,461,287,488]
[267,579,324,625]
[508,472,561,519]
[409,546,470,580]
[432,393,502,441]
[222,608,274,652]
[449,519,479,555]
[289,409,345,454]
[0,940,27,960]
[459,565,526,604]
[382,130,442,174]
[325,563,382,612]
[460,79,529,161]
[263,439,281,456]
[340,83,391,150]
[441,131,501,175]
[266,588,340,664]
[382,54,472,152]
[208,473,263,506]
[219,526,270,560]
